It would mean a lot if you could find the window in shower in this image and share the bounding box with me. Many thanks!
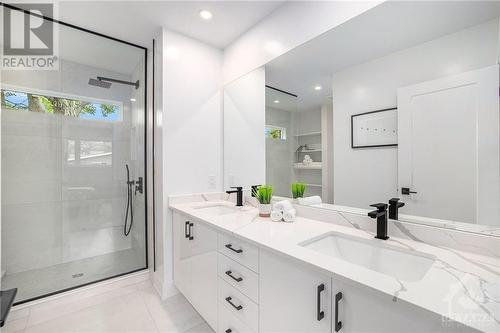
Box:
[265,125,287,140]
[1,6,148,305]
[1,88,122,121]
[67,140,113,166]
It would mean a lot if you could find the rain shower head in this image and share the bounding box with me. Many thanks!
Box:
[88,76,140,89]
[88,78,112,89]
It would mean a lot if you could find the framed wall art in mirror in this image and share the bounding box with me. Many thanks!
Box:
[351,108,398,148]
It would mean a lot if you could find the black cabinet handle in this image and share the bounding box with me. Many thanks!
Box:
[335,292,343,332]
[188,223,194,240]
[225,296,243,311]
[225,244,243,253]
[401,187,417,195]
[317,283,325,321]
[225,330,232,333]
[184,221,190,238]
[225,270,243,282]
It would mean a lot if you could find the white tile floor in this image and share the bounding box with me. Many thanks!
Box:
[2,280,213,333]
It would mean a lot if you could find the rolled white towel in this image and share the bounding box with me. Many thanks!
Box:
[303,155,313,165]
[298,196,322,206]
[271,210,283,222]
[273,200,293,212]
[283,208,296,222]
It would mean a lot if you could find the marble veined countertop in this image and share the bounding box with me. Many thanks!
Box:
[170,199,500,333]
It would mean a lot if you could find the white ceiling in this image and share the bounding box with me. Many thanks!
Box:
[265,86,297,112]
[266,1,500,112]
[59,1,284,49]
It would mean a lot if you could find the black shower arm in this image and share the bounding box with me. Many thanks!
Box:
[97,76,139,89]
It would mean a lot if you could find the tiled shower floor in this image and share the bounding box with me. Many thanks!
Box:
[1,248,145,303]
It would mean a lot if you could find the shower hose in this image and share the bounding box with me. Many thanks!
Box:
[124,164,134,236]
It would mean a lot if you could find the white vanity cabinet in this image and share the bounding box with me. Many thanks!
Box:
[217,233,260,333]
[259,250,332,333]
[172,210,476,333]
[173,212,218,330]
[332,277,474,333]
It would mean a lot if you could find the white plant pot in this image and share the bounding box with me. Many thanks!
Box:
[259,203,272,217]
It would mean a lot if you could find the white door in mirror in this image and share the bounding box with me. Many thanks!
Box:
[398,65,500,225]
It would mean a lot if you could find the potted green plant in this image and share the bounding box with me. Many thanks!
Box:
[254,185,273,217]
[291,182,306,199]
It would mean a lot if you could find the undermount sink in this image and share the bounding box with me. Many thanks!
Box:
[300,232,436,282]
[193,204,240,215]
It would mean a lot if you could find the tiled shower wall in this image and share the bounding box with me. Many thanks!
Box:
[1,59,142,275]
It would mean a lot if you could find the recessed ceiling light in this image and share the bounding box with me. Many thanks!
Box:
[314,85,322,91]
[130,98,136,102]
[274,100,280,103]
[199,10,213,20]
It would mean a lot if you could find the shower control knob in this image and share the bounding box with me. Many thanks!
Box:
[135,177,143,195]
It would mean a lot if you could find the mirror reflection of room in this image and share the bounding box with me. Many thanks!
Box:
[265,86,333,202]
[224,0,500,231]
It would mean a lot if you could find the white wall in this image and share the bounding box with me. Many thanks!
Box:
[158,28,223,295]
[294,109,322,196]
[224,67,265,189]
[322,102,334,203]
[265,107,293,197]
[223,1,381,84]
[151,32,164,295]
[297,108,321,135]
[333,19,500,210]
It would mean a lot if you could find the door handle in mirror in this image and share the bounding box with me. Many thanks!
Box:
[401,187,417,195]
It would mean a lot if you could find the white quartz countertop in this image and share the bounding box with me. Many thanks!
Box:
[170,200,500,332]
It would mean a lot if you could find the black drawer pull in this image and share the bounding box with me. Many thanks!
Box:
[184,221,190,238]
[225,330,232,333]
[225,296,243,311]
[225,270,243,282]
[225,244,243,253]
[317,283,325,321]
[335,292,343,332]
[188,223,194,240]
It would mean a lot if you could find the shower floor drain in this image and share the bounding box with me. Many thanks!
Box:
[72,273,84,278]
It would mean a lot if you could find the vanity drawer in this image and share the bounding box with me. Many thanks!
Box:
[218,278,259,332]
[218,233,259,273]
[218,253,259,303]
[218,300,256,333]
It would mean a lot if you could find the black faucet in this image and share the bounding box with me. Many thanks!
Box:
[388,198,405,220]
[226,187,243,207]
[368,203,389,240]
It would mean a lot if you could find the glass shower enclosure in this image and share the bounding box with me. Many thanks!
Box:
[1,7,148,304]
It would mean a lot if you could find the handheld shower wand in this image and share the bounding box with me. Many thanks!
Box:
[124,164,134,236]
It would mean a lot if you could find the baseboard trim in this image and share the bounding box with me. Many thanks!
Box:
[12,269,150,311]
[162,280,179,300]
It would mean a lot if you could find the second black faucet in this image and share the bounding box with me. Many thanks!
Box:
[226,186,243,206]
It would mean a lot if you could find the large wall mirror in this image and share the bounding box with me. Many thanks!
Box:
[224,1,500,236]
